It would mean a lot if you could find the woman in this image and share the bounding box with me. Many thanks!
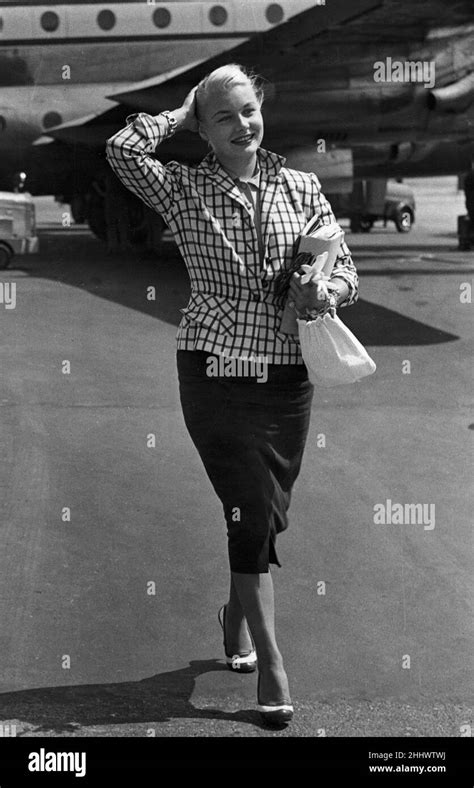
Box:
[106,64,359,726]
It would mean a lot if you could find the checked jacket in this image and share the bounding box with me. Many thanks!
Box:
[106,113,359,364]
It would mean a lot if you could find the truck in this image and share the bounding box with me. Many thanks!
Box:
[0,191,39,269]
[329,179,416,233]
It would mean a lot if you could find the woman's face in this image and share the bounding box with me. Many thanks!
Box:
[198,81,264,167]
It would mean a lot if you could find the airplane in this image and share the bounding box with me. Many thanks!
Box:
[1,0,474,248]
[0,0,317,184]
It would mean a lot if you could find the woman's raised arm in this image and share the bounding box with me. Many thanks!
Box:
[105,86,198,219]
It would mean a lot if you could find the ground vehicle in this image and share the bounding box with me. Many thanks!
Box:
[0,192,39,269]
[331,180,416,233]
[371,181,416,233]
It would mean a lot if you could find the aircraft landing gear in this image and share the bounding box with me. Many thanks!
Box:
[82,174,167,253]
[71,194,87,224]
[86,185,107,241]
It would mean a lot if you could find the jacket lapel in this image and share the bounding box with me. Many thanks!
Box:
[259,174,282,255]
[197,153,249,212]
[198,148,286,228]
[257,148,285,255]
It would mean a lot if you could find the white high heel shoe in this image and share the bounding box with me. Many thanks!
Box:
[218,604,257,673]
[257,672,294,725]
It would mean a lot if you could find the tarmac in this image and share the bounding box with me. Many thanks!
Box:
[0,178,472,738]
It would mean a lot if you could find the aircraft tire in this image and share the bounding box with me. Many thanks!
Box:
[71,194,87,224]
[0,243,12,269]
[86,191,107,241]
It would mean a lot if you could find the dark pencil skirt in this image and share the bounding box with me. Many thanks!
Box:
[177,350,314,573]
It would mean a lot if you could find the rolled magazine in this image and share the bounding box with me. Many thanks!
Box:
[278,221,345,335]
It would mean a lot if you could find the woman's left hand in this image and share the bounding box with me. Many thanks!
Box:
[288,272,330,316]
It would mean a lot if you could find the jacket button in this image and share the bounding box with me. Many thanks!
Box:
[262,281,269,289]
[252,293,261,302]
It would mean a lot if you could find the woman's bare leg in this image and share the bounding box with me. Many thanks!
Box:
[224,574,253,654]
[230,570,291,702]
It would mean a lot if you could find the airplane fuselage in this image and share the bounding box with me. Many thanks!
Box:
[0,0,315,166]
[0,1,472,192]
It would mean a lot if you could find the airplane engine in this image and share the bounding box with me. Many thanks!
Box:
[427,73,474,113]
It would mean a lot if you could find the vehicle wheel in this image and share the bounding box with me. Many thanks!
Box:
[395,208,413,233]
[359,217,373,233]
[0,244,12,269]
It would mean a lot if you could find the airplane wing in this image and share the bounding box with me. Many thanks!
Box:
[107,0,384,110]
[107,0,474,112]
[41,0,474,163]
[43,0,384,145]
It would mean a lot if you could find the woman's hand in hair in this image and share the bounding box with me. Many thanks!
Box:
[172,86,199,133]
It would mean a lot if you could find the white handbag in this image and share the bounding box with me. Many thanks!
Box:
[297,312,377,387]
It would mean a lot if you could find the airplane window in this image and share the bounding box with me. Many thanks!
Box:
[209,5,228,26]
[41,11,60,32]
[152,8,171,28]
[0,17,3,32]
[97,9,116,31]
[43,111,62,130]
[0,116,6,132]
[266,3,284,24]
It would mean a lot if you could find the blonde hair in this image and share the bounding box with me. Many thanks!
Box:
[195,64,265,122]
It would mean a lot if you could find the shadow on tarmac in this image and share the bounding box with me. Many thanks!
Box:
[10,228,459,346]
[0,660,275,734]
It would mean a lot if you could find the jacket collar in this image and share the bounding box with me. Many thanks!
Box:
[197,147,285,193]
[197,147,286,254]
[234,163,260,188]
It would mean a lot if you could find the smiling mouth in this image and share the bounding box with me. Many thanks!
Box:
[231,133,255,145]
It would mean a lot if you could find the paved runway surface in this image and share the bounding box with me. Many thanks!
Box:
[0,179,472,737]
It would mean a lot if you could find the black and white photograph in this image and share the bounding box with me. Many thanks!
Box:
[0,0,473,780]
